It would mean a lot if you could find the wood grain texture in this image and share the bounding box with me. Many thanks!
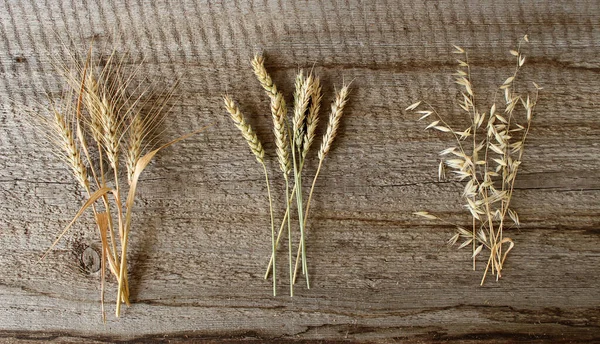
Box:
[0,0,599,342]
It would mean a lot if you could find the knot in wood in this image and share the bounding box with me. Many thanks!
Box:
[80,246,101,274]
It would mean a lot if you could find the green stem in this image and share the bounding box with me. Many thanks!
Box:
[293,159,323,285]
[264,184,296,278]
[262,163,276,296]
[285,177,293,296]
[290,141,309,288]
[264,160,310,285]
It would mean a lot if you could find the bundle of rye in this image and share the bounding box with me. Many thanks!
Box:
[39,47,207,318]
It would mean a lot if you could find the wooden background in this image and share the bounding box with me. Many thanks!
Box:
[1,0,599,342]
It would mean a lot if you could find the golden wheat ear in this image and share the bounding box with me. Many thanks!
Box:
[125,110,144,184]
[271,92,291,175]
[223,94,278,296]
[252,54,278,99]
[251,55,296,296]
[318,84,350,161]
[223,95,265,164]
[292,72,312,150]
[251,55,290,175]
[291,83,351,285]
[302,77,322,162]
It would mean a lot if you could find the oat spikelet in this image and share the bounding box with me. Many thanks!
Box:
[318,85,350,161]
[223,96,265,163]
[52,108,89,190]
[302,76,322,161]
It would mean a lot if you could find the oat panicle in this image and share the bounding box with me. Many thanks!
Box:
[410,36,538,284]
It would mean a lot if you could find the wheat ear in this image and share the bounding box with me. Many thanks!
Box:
[223,96,277,295]
[250,55,289,172]
[271,93,291,176]
[252,55,297,295]
[85,72,124,252]
[293,84,350,284]
[90,60,133,311]
[252,54,278,99]
[302,77,322,162]
[83,73,104,145]
[74,54,130,313]
[293,72,312,150]
[318,85,350,161]
[81,67,127,301]
[251,56,289,170]
[270,91,294,296]
[100,94,121,170]
[223,96,265,163]
[289,71,314,287]
[102,91,130,314]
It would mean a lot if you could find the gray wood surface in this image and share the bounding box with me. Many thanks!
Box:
[0,0,599,342]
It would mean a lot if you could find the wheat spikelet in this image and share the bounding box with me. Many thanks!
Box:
[251,54,290,175]
[270,92,291,175]
[318,85,350,161]
[293,72,312,149]
[223,96,265,164]
[302,76,322,161]
[251,54,278,99]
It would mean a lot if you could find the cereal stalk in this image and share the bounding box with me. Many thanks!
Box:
[224,96,277,295]
[293,85,350,284]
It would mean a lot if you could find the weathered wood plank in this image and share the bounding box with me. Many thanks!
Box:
[0,0,599,342]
